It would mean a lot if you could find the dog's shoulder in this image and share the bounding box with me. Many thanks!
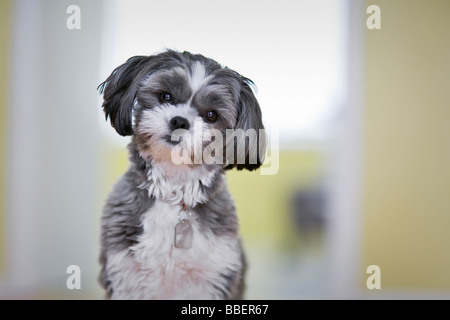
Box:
[101,169,153,253]
[105,169,152,209]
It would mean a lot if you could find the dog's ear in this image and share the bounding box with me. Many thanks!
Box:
[98,56,148,136]
[225,78,267,171]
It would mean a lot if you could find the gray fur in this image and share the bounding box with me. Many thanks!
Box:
[98,50,265,299]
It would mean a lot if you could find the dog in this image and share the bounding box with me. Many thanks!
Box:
[98,49,266,299]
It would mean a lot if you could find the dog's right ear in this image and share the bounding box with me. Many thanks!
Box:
[98,56,148,136]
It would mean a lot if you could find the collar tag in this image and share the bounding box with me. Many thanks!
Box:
[174,205,193,249]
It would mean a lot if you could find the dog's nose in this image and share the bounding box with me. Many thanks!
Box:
[169,116,190,131]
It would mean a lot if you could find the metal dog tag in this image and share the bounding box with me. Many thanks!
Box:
[174,219,193,249]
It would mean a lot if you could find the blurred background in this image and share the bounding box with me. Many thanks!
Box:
[0,0,449,299]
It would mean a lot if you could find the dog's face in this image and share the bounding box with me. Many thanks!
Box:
[99,50,265,171]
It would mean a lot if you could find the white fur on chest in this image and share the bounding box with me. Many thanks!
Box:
[106,200,241,300]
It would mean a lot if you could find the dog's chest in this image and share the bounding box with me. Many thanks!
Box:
[107,200,241,299]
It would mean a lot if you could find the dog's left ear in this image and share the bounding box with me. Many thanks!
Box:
[98,56,148,136]
[226,78,267,171]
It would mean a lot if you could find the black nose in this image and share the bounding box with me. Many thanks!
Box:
[169,116,190,131]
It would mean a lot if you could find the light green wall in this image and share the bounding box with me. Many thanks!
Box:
[363,0,450,289]
[227,150,324,248]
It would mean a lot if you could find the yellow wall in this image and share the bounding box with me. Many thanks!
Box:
[363,0,450,289]
[0,0,11,275]
[227,150,324,248]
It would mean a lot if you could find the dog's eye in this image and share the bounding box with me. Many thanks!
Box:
[204,110,218,123]
[160,92,172,103]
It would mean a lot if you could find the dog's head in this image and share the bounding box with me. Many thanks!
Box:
[99,50,266,171]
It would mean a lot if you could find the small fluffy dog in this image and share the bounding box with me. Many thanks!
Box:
[98,50,265,299]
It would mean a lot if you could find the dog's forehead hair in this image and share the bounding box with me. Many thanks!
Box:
[189,61,214,95]
[141,59,235,105]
